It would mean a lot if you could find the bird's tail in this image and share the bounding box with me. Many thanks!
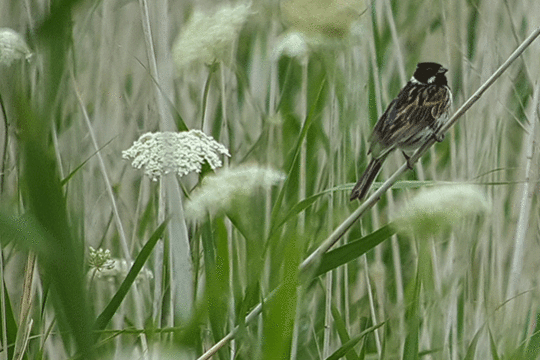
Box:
[350,157,385,201]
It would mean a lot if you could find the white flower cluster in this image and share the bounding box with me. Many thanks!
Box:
[88,246,115,271]
[88,258,154,283]
[122,130,230,181]
[185,165,285,222]
[0,28,32,66]
[172,2,252,71]
[273,31,310,61]
[394,185,490,237]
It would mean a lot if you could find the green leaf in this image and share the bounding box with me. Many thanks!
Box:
[270,190,330,236]
[325,323,385,360]
[315,224,396,277]
[94,220,168,331]
[0,279,19,360]
[270,77,327,224]
[16,97,94,358]
[331,303,359,360]
[403,263,421,360]
[488,327,501,360]
[262,234,299,360]
[60,136,117,186]
[523,313,540,360]
[205,216,230,359]
[463,324,484,360]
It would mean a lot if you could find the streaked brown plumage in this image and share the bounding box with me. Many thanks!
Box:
[350,62,452,201]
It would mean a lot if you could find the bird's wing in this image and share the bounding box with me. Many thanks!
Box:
[369,83,450,157]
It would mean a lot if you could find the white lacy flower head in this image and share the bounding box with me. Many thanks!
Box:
[273,31,309,61]
[122,130,230,181]
[185,165,285,222]
[0,28,32,66]
[88,246,115,271]
[87,258,153,283]
[394,185,490,237]
[281,0,363,39]
[172,2,252,72]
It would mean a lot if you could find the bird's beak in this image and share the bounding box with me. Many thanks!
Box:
[439,67,448,73]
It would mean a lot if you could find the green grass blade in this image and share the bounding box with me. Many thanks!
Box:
[463,325,484,360]
[0,278,19,360]
[523,313,540,360]
[94,220,168,331]
[270,77,327,223]
[331,303,359,360]
[315,224,396,277]
[60,136,117,186]
[325,322,385,360]
[488,327,501,360]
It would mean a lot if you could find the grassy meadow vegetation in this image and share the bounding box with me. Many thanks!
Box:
[0,0,539,359]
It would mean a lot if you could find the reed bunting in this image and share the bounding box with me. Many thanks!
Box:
[350,62,452,201]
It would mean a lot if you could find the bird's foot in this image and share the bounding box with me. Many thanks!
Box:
[401,151,415,170]
[433,132,445,142]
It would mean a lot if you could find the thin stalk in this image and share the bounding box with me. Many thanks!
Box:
[0,251,7,360]
[299,59,308,231]
[363,256,381,356]
[201,67,214,130]
[383,0,406,83]
[13,253,37,360]
[322,272,333,358]
[0,92,9,194]
[505,83,539,299]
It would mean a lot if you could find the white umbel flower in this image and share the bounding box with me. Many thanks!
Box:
[185,165,285,222]
[172,3,252,71]
[273,31,309,60]
[88,258,153,283]
[394,185,490,237]
[122,130,230,181]
[281,0,363,38]
[0,28,32,66]
[88,246,115,271]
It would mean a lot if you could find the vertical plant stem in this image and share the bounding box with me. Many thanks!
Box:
[0,92,9,194]
[0,251,8,360]
[13,253,37,360]
[152,180,166,321]
[506,83,539,299]
[322,273,333,358]
[363,256,381,356]
[383,0,406,83]
[201,68,214,130]
[299,59,308,231]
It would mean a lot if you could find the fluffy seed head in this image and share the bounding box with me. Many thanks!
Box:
[394,185,490,237]
[173,3,252,72]
[281,0,363,38]
[122,130,230,181]
[273,31,309,60]
[185,165,285,222]
[0,28,32,66]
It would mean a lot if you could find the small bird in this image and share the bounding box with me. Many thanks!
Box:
[350,62,452,201]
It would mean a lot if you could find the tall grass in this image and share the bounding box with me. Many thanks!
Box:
[0,0,539,359]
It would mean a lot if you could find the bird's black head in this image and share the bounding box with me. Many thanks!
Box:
[413,62,448,86]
